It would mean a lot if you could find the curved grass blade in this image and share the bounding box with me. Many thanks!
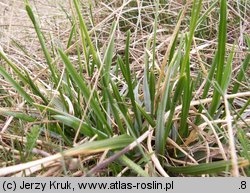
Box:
[66,24,76,50]
[25,3,58,84]
[34,103,108,139]
[73,0,100,70]
[0,109,36,122]
[0,66,33,104]
[64,134,134,156]
[58,49,112,136]
[166,159,249,175]
[0,50,27,83]
[53,115,108,138]
[119,155,149,177]
[105,87,126,134]
[0,50,48,104]
[23,70,48,104]
[136,103,156,127]
[118,31,142,134]
[110,80,134,131]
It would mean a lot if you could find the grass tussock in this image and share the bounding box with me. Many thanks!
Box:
[0,0,249,177]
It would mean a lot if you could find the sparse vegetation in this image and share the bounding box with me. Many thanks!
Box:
[0,0,249,177]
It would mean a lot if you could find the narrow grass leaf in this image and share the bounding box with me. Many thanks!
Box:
[64,134,134,156]
[179,0,203,138]
[221,44,234,93]
[0,109,36,122]
[229,35,250,103]
[209,0,227,115]
[143,40,151,112]
[73,0,100,69]
[25,3,58,84]
[119,155,149,177]
[166,160,248,175]
[195,52,218,124]
[0,51,27,83]
[66,24,76,49]
[165,75,185,141]
[124,31,142,131]
[58,49,112,135]
[25,125,41,158]
[136,103,156,127]
[237,129,250,171]
[53,115,107,138]
[155,51,179,156]
[23,70,48,104]
[0,66,33,104]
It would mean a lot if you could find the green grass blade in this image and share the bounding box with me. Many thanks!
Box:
[0,66,33,104]
[104,82,126,134]
[166,160,248,175]
[35,103,102,137]
[237,129,250,176]
[209,0,227,115]
[25,3,58,84]
[0,50,49,104]
[197,0,219,28]
[155,52,179,156]
[235,98,250,122]
[25,125,41,160]
[110,80,134,129]
[117,33,142,135]
[103,22,116,84]
[64,134,134,156]
[229,35,250,103]
[58,49,112,136]
[180,0,203,75]
[165,75,185,141]
[0,109,36,122]
[149,71,156,115]
[100,23,118,131]
[110,81,129,116]
[73,0,100,69]
[143,40,151,112]
[179,0,203,138]
[136,103,156,127]
[195,52,218,124]
[108,100,126,134]
[23,70,49,104]
[124,31,142,131]
[53,115,108,138]
[119,155,149,177]
[0,51,28,83]
[231,53,249,95]
[66,24,76,50]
